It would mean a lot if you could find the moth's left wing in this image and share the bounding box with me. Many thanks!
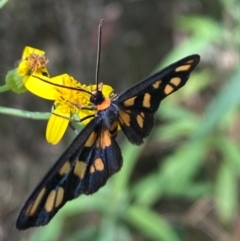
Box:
[114,55,200,144]
[16,118,123,230]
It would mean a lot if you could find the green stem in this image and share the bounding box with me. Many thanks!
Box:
[0,84,10,92]
[0,106,51,119]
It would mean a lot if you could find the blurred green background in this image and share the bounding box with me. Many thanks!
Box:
[0,0,240,240]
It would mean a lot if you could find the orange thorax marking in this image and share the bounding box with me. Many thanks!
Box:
[96,98,111,111]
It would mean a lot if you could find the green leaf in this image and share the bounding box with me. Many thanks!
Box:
[194,69,240,138]
[132,140,207,206]
[24,218,63,241]
[124,205,181,241]
[0,0,9,8]
[111,140,145,193]
[215,162,238,224]
[159,140,206,196]
[131,172,164,206]
[181,182,212,199]
[157,103,195,121]
[153,119,197,141]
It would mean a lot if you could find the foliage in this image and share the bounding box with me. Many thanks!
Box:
[24,3,240,240]
[0,0,240,240]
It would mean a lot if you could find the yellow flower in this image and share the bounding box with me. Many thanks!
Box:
[26,73,113,144]
[18,46,49,79]
[5,46,50,94]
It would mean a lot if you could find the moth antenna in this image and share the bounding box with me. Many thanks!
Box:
[95,19,103,91]
[32,74,93,96]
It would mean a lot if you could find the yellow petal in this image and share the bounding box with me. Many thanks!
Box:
[102,84,114,97]
[22,46,45,59]
[17,61,29,76]
[89,84,113,97]
[46,107,70,144]
[78,109,94,125]
[25,74,57,100]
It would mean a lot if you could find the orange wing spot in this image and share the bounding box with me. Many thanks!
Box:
[74,161,87,179]
[123,96,137,107]
[85,131,97,147]
[59,161,71,175]
[170,77,181,86]
[137,114,144,128]
[25,203,33,216]
[97,130,111,149]
[109,121,118,137]
[186,59,194,64]
[119,110,131,126]
[55,187,64,208]
[96,98,111,111]
[152,80,162,89]
[25,188,46,216]
[94,158,104,171]
[110,120,118,132]
[175,65,191,72]
[90,165,95,173]
[143,93,151,108]
[45,190,56,212]
[164,84,174,95]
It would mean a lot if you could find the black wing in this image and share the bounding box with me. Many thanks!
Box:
[16,117,122,230]
[114,55,200,145]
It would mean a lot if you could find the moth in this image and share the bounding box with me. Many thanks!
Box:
[16,25,200,231]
